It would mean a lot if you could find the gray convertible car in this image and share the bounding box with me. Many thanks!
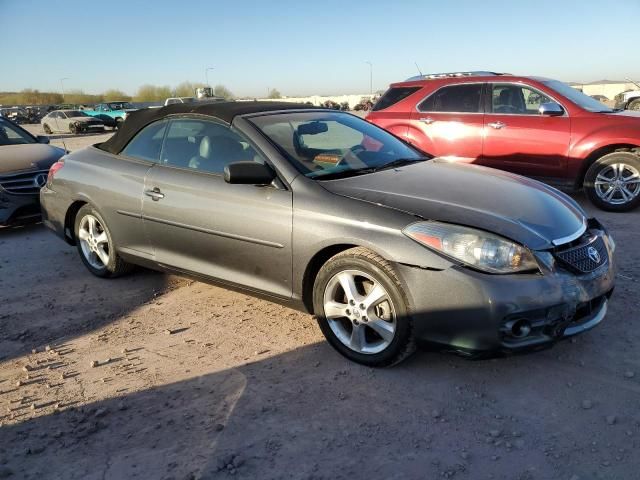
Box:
[41,102,616,366]
[0,117,65,226]
[41,110,105,134]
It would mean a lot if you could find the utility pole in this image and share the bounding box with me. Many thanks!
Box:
[365,61,373,95]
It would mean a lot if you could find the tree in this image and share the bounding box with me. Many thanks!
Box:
[268,88,282,99]
[174,81,206,98]
[134,84,172,102]
[213,84,234,100]
[102,89,131,101]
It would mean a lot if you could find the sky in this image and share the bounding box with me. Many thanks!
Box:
[2,0,640,97]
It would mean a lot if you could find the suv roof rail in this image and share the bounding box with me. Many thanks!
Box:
[405,71,508,81]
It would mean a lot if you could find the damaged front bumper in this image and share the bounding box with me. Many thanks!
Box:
[395,228,616,355]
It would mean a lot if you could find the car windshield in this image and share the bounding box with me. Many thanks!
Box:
[108,102,133,110]
[543,80,615,112]
[66,110,88,117]
[249,111,429,179]
[0,119,36,146]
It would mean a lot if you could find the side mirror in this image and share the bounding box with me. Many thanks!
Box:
[539,102,564,116]
[224,161,276,186]
[36,135,50,144]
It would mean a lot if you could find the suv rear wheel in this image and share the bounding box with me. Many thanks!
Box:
[627,99,640,111]
[584,151,640,211]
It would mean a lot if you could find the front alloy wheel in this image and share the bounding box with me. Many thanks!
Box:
[585,152,640,211]
[313,247,415,367]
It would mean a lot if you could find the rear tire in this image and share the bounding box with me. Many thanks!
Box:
[69,123,79,134]
[312,247,416,367]
[627,99,640,111]
[584,151,640,212]
[74,205,133,278]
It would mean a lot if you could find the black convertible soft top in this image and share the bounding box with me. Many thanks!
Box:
[99,100,315,154]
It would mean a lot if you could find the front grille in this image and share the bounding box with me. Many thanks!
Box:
[554,234,608,274]
[0,169,49,195]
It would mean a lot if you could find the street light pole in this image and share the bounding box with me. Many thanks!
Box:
[60,77,69,102]
[205,67,215,87]
[365,62,373,95]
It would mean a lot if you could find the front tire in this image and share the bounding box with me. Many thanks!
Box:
[627,99,640,111]
[312,247,416,367]
[584,152,640,212]
[114,118,123,130]
[43,124,52,134]
[74,205,133,278]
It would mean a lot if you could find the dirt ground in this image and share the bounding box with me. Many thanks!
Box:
[1,127,639,480]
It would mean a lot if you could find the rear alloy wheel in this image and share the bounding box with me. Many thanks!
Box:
[627,99,640,111]
[74,205,133,278]
[313,247,415,367]
[69,122,79,134]
[43,124,52,134]
[584,152,640,212]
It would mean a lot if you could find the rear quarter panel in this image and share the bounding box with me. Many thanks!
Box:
[48,146,153,255]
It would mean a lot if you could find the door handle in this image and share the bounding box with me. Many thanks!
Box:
[144,187,165,201]
[419,117,435,124]
[487,121,506,129]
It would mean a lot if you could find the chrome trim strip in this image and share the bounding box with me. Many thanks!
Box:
[552,218,587,246]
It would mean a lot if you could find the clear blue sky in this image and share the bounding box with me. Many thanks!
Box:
[2,0,639,97]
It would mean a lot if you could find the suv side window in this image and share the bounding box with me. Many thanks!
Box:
[161,118,264,174]
[121,120,168,162]
[491,84,552,114]
[418,84,483,113]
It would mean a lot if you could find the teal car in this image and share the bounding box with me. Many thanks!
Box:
[83,101,137,129]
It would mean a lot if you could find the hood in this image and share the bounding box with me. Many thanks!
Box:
[0,144,65,174]
[606,109,640,119]
[321,160,586,250]
[69,116,102,123]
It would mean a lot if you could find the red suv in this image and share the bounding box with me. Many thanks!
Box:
[367,71,640,211]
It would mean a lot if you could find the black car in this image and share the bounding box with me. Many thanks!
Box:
[0,118,65,226]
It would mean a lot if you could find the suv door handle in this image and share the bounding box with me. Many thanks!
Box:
[487,121,506,129]
[145,187,165,201]
[419,117,435,124]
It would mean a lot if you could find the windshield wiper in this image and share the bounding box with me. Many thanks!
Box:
[373,157,430,172]
[314,157,429,181]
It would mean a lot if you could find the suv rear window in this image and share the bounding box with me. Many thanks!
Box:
[372,87,421,111]
[418,84,483,113]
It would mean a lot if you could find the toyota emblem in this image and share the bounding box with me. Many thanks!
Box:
[33,173,47,188]
[587,246,601,264]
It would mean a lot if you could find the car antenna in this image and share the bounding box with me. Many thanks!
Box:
[61,139,68,153]
[625,77,640,90]
[414,62,424,77]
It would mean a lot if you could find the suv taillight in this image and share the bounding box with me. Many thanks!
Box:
[47,160,65,184]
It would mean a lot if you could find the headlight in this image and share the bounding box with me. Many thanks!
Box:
[403,221,539,274]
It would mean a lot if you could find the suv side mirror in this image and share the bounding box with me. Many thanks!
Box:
[539,102,564,116]
[224,161,276,186]
[36,135,50,144]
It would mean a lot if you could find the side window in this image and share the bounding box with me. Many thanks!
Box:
[162,118,264,174]
[491,84,552,114]
[121,120,167,162]
[418,84,483,113]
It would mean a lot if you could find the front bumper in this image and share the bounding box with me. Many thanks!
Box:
[0,189,41,226]
[396,232,616,354]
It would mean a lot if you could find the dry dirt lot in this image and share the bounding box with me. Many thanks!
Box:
[0,127,639,480]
